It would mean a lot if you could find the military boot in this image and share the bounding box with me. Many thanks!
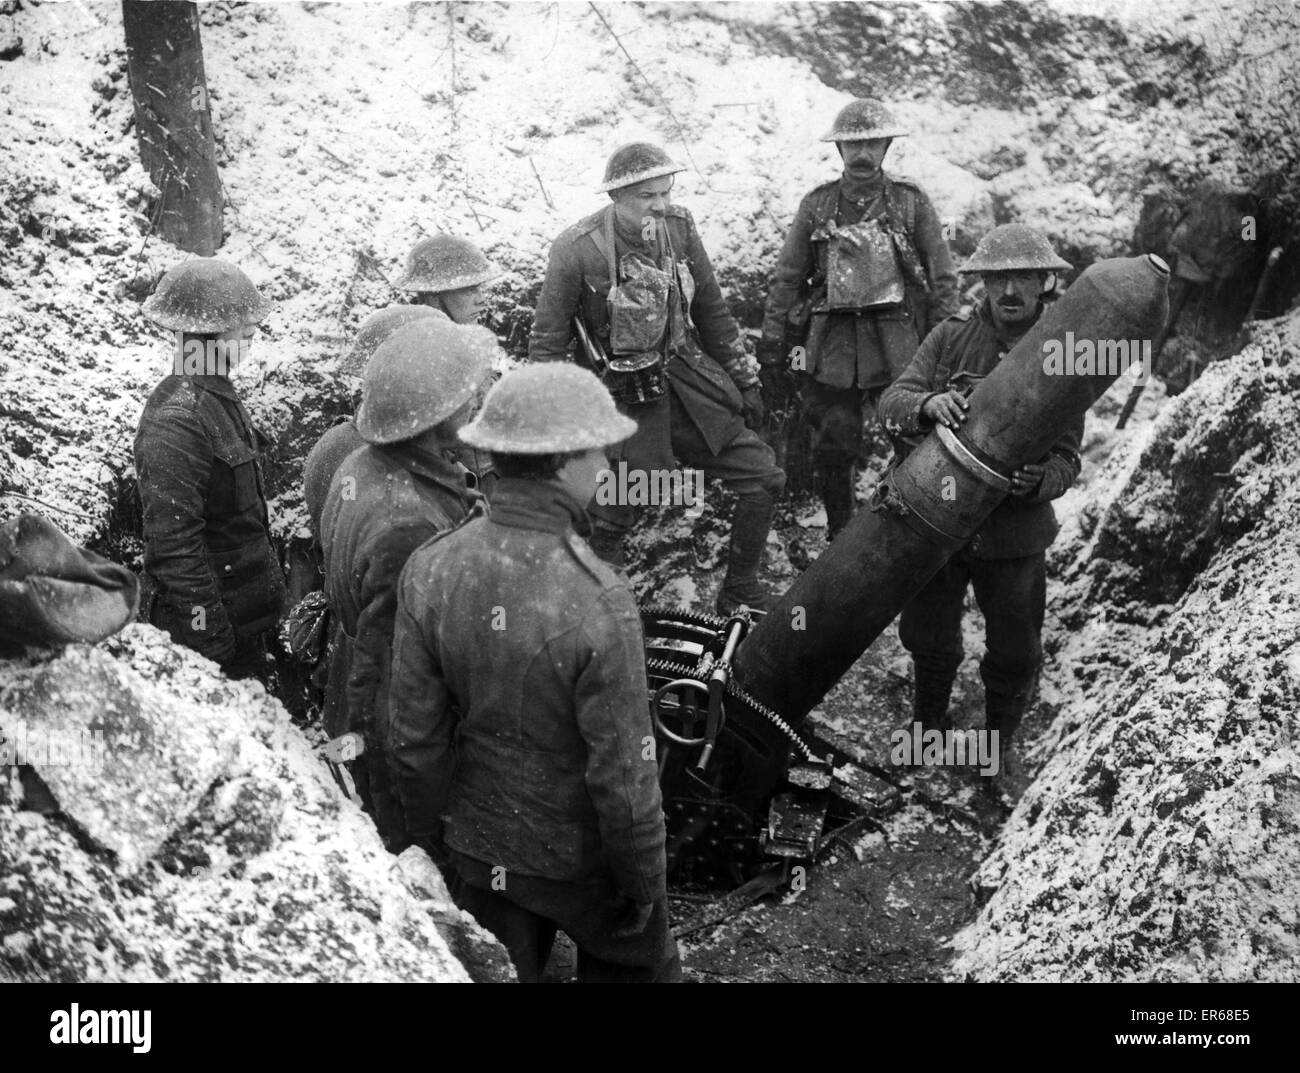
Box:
[913,671,956,735]
[818,461,856,541]
[716,493,778,616]
[985,690,1032,787]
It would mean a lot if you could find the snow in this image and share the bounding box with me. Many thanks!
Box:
[2,0,1299,982]
[951,309,1300,981]
[0,625,506,981]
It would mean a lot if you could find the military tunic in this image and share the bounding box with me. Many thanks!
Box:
[389,478,679,981]
[761,174,958,391]
[134,373,286,672]
[319,439,479,847]
[529,204,783,528]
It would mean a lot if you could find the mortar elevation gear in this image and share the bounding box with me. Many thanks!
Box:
[395,235,502,293]
[355,319,497,445]
[819,98,909,142]
[142,258,271,332]
[597,142,686,193]
[960,224,1073,274]
[459,363,636,454]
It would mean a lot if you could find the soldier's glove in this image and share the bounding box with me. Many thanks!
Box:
[610,898,655,939]
[740,385,766,430]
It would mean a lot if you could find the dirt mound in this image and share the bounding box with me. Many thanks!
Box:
[950,308,1300,981]
[0,624,509,981]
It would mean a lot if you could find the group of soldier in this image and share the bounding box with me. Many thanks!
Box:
[131,97,1083,983]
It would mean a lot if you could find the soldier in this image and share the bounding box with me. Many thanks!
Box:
[305,233,501,543]
[302,304,447,543]
[395,233,502,324]
[759,99,958,539]
[877,224,1078,780]
[389,363,680,983]
[530,142,786,615]
[319,318,494,849]
[396,234,503,495]
[134,258,287,679]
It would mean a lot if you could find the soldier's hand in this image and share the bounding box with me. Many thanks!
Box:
[1009,463,1045,497]
[741,385,766,430]
[321,731,366,764]
[611,899,655,939]
[921,391,969,429]
[755,338,785,368]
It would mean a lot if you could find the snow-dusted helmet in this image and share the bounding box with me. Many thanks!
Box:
[598,142,685,193]
[341,304,446,377]
[142,258,271,332]
[459,363,636,453]
[355,319,496,445]
[819,99,909,142]
[395,235,501,293]
[960,224,1073,274]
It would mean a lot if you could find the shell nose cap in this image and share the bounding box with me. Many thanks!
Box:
[1146,253,1171,277]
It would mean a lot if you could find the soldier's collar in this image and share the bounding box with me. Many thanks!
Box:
[379,441,475,498]
[488,478,591,536]
[839,171,886,206]
[185,374,240,401]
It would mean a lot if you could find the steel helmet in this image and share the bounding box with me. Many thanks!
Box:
[597,142,685,193]
[459,363,636,454]
[142,258,271,331]
[960,224,1073,274]
[341,304,446,376]
[819,99,909,142]
[355,319,497,445]
[395,235,501,293]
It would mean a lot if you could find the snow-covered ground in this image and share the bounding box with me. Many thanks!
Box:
[2,0,1298,982]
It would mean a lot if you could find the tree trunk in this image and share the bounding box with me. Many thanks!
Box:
[121,0,223,256]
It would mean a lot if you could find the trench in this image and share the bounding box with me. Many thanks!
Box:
[18,0,1300,982]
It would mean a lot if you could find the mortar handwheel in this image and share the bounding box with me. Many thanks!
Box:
[652,678,711,746]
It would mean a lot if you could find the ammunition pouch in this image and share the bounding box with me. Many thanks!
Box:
[599,207,677,405]
[818,218,906,312]
[609,252,672,354]
[604,351,668,406]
